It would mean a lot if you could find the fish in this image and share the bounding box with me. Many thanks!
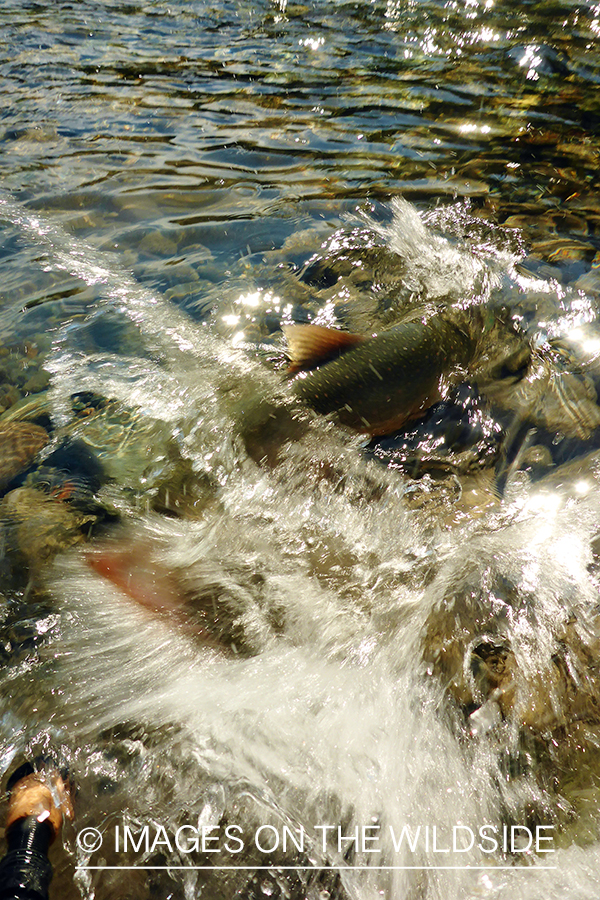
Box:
[283,315,478,436]
[85,536,263,654]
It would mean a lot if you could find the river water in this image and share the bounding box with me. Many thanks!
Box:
[1,1,600,899]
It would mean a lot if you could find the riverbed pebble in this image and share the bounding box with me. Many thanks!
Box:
[0,422,49,492]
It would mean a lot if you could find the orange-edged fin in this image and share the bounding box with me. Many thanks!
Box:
[86,544,183,617]
[283,323,367,372]
[85,544,226,651]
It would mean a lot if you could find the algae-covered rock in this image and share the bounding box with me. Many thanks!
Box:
[0,486,92,572]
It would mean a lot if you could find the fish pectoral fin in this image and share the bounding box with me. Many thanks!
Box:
[283,323,367,372]
[86,543,184,617]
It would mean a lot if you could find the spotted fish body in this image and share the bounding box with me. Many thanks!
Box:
[286,317,477,436]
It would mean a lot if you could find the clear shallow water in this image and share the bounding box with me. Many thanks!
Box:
[1,2,600,899]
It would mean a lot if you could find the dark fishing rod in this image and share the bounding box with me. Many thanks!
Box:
[0,761,73,900]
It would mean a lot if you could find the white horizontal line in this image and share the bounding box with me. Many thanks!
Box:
[76,865,558,871]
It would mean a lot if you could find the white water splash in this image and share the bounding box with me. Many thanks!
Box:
[1,193,600,900]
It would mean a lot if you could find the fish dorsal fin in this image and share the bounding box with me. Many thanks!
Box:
[283,324,367,372]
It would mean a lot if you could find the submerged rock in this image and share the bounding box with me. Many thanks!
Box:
[0,422,49,492]
[0,486,93,574]
[420,473,600,738]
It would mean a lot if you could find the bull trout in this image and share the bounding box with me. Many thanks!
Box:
[284,316,478,436]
